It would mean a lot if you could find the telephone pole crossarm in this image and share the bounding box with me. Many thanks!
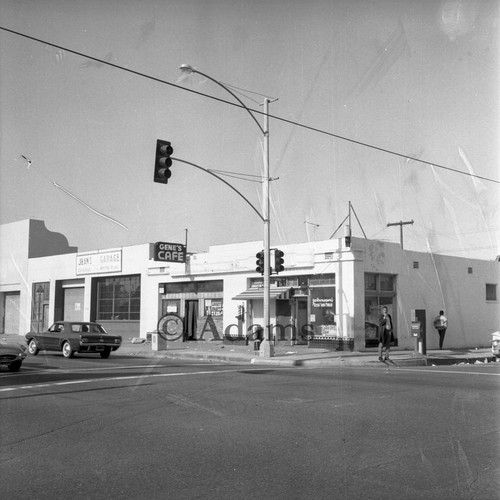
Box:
[387,220,414,249]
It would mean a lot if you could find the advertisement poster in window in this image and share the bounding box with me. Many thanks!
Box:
[205,299,223,316]
[311,286,336,335]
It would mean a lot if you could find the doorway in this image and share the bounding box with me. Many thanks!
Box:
[63,287,84,322]
[295,298,308,344]
[2,292,20,334]
[184,300,198,340]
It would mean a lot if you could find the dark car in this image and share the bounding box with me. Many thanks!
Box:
[0,337,27,371]
[26,321,122,359]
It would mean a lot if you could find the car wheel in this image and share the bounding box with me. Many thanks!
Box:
[28,339,39,355]
[62,341,74,358]
[99,347,111,359]
[8,360,22,372]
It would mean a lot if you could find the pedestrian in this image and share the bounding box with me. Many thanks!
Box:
[378,306,393,362]
[433,310,448,349]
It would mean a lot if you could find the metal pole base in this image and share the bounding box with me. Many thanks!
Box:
[418,339,426,355]
[259,339,275,358]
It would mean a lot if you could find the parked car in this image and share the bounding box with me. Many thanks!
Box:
[26,321,122,359]
[492,331,500,358]
[0,337,27,371]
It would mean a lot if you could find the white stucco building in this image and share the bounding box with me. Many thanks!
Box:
[1,219,498,351]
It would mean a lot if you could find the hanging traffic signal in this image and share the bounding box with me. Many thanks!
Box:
[274,249,285,273]
[154,139,174,184]
[255,250,264,274]
[236,305,245,320]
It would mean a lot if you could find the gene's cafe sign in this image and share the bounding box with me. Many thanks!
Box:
[153,242,187,263]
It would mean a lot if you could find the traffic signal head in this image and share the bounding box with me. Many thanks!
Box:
[274,249,285,273]
[154,139,174,184]
[236,304,245,320]
[255,250,264,274]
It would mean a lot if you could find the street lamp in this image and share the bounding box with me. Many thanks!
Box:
[179,64,275,357]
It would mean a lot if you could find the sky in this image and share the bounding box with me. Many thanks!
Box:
[0,0,498,260]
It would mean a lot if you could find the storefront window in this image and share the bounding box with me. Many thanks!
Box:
[380,274,394,292]
[31,282,49,331]
[311,286,336,336]
[364,274,377,291]
[165,280,223,294]
[250,274,334,288]
[162,299,180,316]
[96,275,140,321]
[486,283,497,301]
[204,299,223,316]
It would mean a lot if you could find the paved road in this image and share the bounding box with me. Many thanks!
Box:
[1,354,499,499]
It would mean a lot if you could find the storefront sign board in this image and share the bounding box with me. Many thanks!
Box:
[76,250,122,275]
[154,242,186,263]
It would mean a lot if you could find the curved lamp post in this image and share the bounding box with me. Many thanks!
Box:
[179,64,275,357]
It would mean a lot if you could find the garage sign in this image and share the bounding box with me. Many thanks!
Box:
[154,242,186,263]
[76,250,122,275]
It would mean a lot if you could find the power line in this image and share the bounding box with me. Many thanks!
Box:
[1,25,499,185]
[208,169,263,183]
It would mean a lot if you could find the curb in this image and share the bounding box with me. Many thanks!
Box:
[130,350,430,367]
[117,343,496,368]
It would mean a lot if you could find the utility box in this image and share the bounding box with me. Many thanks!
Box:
[151,333,167,351]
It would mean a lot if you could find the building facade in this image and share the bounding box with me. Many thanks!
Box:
[1,219,498,351]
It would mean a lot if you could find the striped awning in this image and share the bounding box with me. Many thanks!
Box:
[232,286,292,301]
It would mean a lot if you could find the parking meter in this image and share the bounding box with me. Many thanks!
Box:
[411,321,420,337]
[411,310,427,355]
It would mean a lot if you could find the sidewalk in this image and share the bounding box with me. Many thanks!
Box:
[118,338,497,368]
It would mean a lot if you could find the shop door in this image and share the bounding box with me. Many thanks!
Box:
[64,287,84,322]
[276,299,292,341]
[184,300,198,340]
[296,298,308,344]
[3,292,20,334]
[42,304,49,331]
[365,297,396,348]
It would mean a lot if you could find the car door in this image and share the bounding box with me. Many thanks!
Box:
[42,322,65,351]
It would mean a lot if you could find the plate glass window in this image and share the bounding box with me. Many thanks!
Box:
[96,275,141,321]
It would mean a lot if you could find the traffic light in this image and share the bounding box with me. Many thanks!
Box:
[255,250,264,274]
[274,249,284,273]
[236,305,245,320]
[154,139,173,184]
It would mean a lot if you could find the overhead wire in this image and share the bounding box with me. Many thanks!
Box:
[0,25,498,185]
[208,169,263,183]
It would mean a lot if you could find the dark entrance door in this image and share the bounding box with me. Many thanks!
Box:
[296,298,308,344]
[184,300,198,340]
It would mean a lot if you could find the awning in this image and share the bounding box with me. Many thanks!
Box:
[232,286,292,301]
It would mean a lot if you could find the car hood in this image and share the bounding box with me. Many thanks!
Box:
[0,339,28,354]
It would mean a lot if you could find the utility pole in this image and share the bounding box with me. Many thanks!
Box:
[178,63,277,357]
[387,220,414,249]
